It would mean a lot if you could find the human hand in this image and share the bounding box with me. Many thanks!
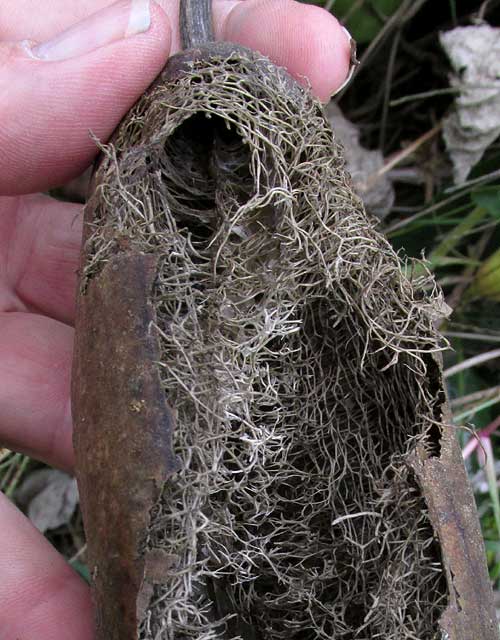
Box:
[0,1,352,636]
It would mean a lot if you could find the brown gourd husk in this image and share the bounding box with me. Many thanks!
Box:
[72,42,499,640]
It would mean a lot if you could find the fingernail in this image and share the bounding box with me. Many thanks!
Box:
[27,0,151,62]
[331,26,359,98]
[214,0,242,37]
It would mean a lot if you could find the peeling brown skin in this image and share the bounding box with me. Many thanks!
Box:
[72,252,178,640]
[410,354,499,640]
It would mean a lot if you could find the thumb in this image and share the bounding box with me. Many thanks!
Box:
[0,0,171,196]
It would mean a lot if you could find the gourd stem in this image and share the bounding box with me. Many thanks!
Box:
[179,0,215,49]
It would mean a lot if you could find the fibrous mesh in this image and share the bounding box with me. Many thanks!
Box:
[84,50,449,639]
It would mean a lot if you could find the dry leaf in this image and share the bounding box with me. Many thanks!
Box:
[16,468,79,533]
[326,102,394,219]
[440,24,500,184]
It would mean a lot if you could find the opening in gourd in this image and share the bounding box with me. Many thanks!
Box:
[154,112,255,235]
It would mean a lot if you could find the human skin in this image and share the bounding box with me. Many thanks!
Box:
[0,1,351,636]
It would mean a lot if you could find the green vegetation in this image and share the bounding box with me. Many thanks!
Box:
[326,0,404,43]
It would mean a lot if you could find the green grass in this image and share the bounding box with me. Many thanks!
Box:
[0,451,30,499]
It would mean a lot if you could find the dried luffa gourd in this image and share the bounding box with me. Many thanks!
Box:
[72,1,499,638]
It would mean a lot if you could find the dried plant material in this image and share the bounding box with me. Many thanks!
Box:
[16,468,78,533]
[326,102,394,218]
[440,24,500,184]
[73,41,499,640]
[73,253,178,638]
